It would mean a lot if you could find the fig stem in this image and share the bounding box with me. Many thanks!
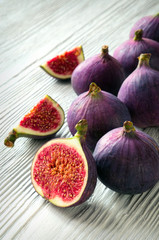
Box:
[155,13,159,17]
[137,53,151,68]
[133,29,143,41]
[4,130,18,147]
[74,119,88,139]
[89,82,101,96]
[101,45,109,56]
[123,121,136,135]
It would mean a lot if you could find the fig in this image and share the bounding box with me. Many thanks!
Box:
[31,119,97,207]
[40,46,84,79]
[113,29,159,77]
[4,95,65,147]
[118,53,159,128]
[67,82,131,150]
[129,13,159,42]
[71,45,125,96]
[93,121,159,194]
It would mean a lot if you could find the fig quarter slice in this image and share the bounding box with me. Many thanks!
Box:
[4,95,65,147]
[31,119,97,207]
[40,46,84,79]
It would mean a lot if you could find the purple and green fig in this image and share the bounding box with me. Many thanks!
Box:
[93,121,159,194]
[71,45,125,96]
[4,95,65,147]
[67,82,131,150]
[31,119,97,207]
[129,13,159,42]
[118,53,159,128]
[113,29,159,77]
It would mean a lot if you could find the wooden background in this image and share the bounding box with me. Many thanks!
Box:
[1,0,159,239]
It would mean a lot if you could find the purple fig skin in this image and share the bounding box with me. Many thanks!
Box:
[93,121,159,194]
[67,83,131,150]
[129,13,159,42]
[72,140,97,206]
[117,53,159,128]
[113,29,159,77]
[71,45,125,96]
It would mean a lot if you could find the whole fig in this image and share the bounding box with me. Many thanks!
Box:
[67,82,131,150]
[113,29,159,77]
[118,53,159,128]
[94,121,159,194]
[71,45,125,96]
[129,13,159,42]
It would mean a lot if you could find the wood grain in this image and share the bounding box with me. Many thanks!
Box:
[1,0,159,239]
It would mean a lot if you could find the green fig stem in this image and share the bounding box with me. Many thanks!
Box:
[133,29,143,41]
[123,121,136,136]
[154,13,159,17]
[74,119,88,140]
[137,53,151,68]
[101,45,109,57]
[88,82,101,96]
[4,130,19,147]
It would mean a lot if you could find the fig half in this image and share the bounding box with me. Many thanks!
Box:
[4,95,65,147]
[31,119,97,207]
[40,46,84,79]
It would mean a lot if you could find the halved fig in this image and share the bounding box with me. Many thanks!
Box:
[40,46,84,79]
[31,119,97,207]
[4,95,65,147]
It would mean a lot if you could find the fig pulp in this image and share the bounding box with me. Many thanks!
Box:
[31,119,97,207]
[40,46,84,79]
[4,95,65,147]
[67,82,131,150]
[94,121,159,194]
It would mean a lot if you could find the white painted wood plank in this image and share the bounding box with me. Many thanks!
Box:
[1,0,159,239]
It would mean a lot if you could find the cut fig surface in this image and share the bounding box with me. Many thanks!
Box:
[40,46,84,79]
[4,95,65,147]
[31,119,97,207]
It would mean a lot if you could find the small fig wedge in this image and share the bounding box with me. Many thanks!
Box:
[31,119,97,207]
[4,95,65,147]
[40,46,84,79]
